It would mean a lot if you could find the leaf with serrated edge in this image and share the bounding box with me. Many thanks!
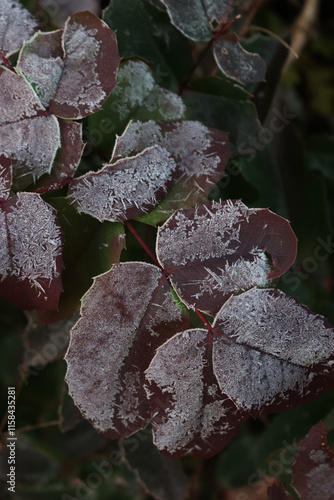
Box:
[0,67,60,182]
[65,262,189,438]
[145,329,247,458]
[68,145,178,222]
[156,200,297,316]
[161,0,233,41]
[0,156,12,202]
[0,192,63,310]
[213,34,266,86]
[0,0,38,60]
[49,11,120,119]
[212,288,334,416]
[112,120,230,225]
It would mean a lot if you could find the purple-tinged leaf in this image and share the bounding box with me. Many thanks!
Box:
[145,329,247,458]
[65,262,189,438]
[112,120,230,225]
[213,33,266,86]
[267,484,294,500]
[0,156,12,202]
[156,200,297,315]
[0,192,63,310]
[68,145,178,222]
[40,0,100,28]
[49,11,120,119]
[161,0,233,41]
[291,422,334,499]
[212,288,334,416]
[0,67,61,182]
[0,0,38,61]
[17,30,64,108]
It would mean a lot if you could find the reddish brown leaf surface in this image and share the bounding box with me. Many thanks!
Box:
[65,262,189,438]
[68,145,178,222]
[145,329,247,458]
[0,0,38,61]
[0,156,12,202]
[212,288,334,417]
[156,200,297,316]
[0,192,63,310]
[112,120,230,224]
[213,33,266,86]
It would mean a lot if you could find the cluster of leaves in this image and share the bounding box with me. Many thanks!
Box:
[1,0,334,498]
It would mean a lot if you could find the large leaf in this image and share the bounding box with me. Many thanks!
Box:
[0,191,63,310]
[65,262,189,438]
[112,120,230,225]
[212,288,334,416]
[145,328,247,458]
[18,11,120,119]
[160,0,232,41]
[0,0,38,62]
[156,200,297,315]
[0,66,61,182]
[68,145,178,222]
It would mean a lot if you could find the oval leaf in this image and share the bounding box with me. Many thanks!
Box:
[212,288,334,416]
[145,328,246,458]
[157,200,297,315]
[68,145,178,222]
[65,262,189,438]
[0,0,38,60]
[0,192,63,310]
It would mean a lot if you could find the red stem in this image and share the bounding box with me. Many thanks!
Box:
[34,176,73,194]
[126,222,162,269]
[195,308,213,331]
[0,53,15,72]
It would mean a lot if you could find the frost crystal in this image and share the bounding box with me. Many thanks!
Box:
[0,0,38,58]
[69,145,177,222]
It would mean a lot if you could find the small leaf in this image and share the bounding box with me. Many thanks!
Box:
[112,120,230,225]
[156,200,297,315]
[212,288,334,416]
[145,329,247,457]
[65,262,189,438]
[0,156,12,202]
[161,0,233,41]
[68,145,178,222]
[0,192,63,310]
[0,67,61,183]
[213,33,266,86]
[0,0,38,60]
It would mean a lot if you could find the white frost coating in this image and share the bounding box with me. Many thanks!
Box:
[113,120,219,178]
[3,193,62,291]
[145,329,231,455]
[0,210,10,280]
[0,166,10,201]
[214,288,334,370]
[53,22,105,116]
[189,249,271,299]
[146,289,183,339]
[65,263,164,434]
[0,0,38,58]
[305,463,334,499]
[111,61,185,121]
[213,340,313,411]
[158,200,252,267]
[69,146,177,222]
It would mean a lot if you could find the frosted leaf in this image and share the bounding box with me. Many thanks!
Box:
[50,11,120,119]
[160,0,233,41]
[213,288,334,375]
[65,262,188,438]
[112,120,230,224]
[213,34,266,86]
[145,329,246,458]
[68,145,178,222]
[0,156,12,202]
[0,67,61,182]
[156,200,297,315]
[0,192,63,310]
[17,30,64,108]
[109,60,185,122]
[0,0,38,60]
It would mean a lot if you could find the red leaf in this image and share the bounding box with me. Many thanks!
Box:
[0,0,38,60]
[65,262,189,438]
[0,193,63,310]
[157,200,297,315]
[145,329,247,458]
